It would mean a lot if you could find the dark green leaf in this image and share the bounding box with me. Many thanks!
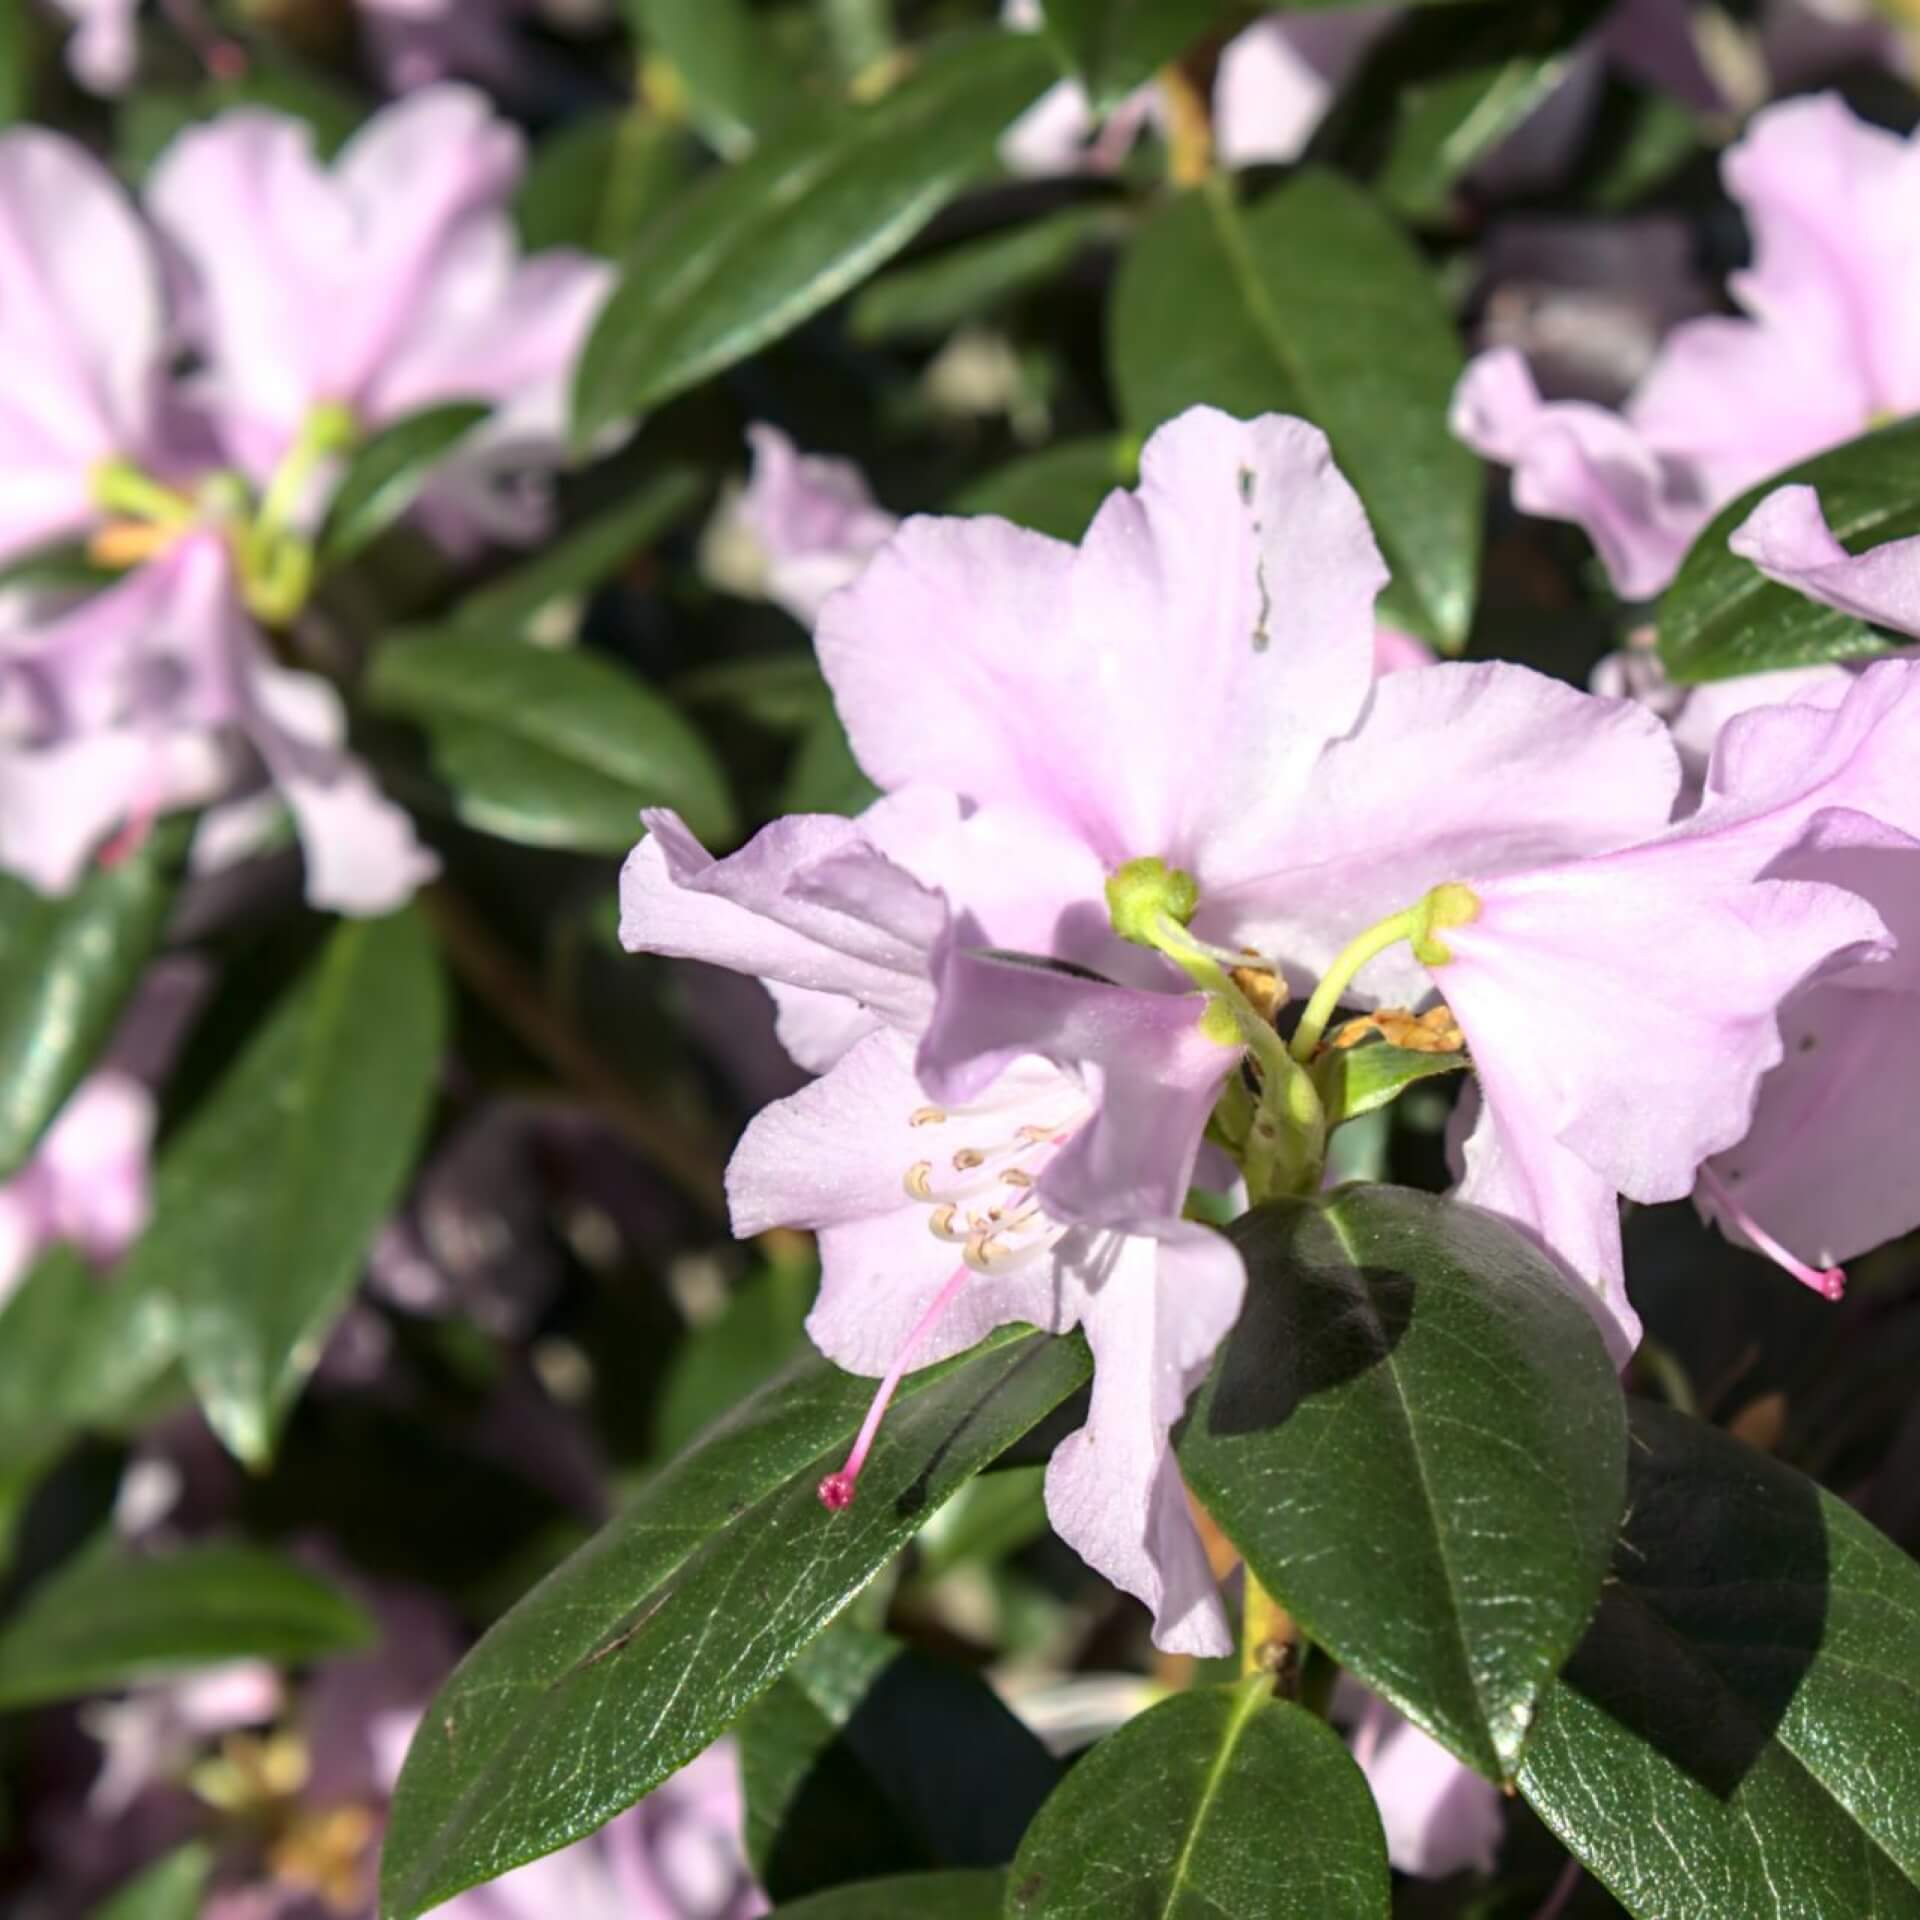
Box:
[740,1622,1059,1901]
[1179,1185,1627,1780]
[0,819,185,1181]
[1008,1678,1390,1918]
[851,207,1125,344]
[89,1843,214,1920]
[573,36,1058,439]
[1520,1401,1920,1919]
[770,1870,1007,1918]
[1658,417,1920,684]
[448,467,706,642]
[0,0,30,126]
[380,1329,1092,1919]
[1035,0,1234,110]
[624,0,781,157]
[948,437,1136,542]
[119,911,445,1468]
[675,652,837,735]
[515,112,693,257]
[1312,1031,1470,1128]
[317,403,490,570]
[0,1541,370,1708]
[369,631,734,853]
[0,1247,182,1461]
[1328,0,1610,223]
[1109,174,1479,647]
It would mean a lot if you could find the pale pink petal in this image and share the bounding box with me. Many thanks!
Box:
[241,664,439,915]
[0,729,226,895]
[1627,314,1866,512]
[1371,626,1434,676]
[765,981,881,1075]
[1703,655,1920,838]
[915,942,1234,1229]
[1441,847,1888,1208]
[1346,1689,1505,1879]
[0,128,166,557]
[1213,9,1395,169]
[147,86,524,475]
[45,0,139,93]
[1730,485,1920,637]
[818,408,1384,876]
[1720,93,1920,415]
[1707,981,1920,1273]
[722,425,899,627]
[1454,1079,1640,1361]
[1200,660,1681,1009]
[36,1070,155,1266]
[1451,347,1703,599]
[1044,1223,1242,1656]
[620,811,942,1034]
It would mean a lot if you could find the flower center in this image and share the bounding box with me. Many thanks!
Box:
[819,1071,1090,1514]
[900,1083,1086,1274]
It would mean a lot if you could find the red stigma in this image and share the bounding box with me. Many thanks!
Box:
[818,1472,857,1512]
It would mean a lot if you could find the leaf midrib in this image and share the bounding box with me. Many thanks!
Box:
[1158,1681,1270,1918]
[1320,1197,1502,1773]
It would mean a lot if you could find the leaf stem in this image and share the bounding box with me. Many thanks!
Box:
[1239,1566,1297,1684]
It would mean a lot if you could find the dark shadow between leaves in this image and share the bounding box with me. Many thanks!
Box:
[759,1647,1060,1902]
[1203,1204,1414,1438]
[1556,1401,1829,1801]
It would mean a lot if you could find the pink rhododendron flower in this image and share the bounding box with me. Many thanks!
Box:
[0,128,176,567]
[1671,660,1920,1287]
[0,534,435,911]
[1454,93,1920,598]
[624,406,1719,1643]
[0,1071,155,1306]
[709,426,900,627]
[147,85,612,542]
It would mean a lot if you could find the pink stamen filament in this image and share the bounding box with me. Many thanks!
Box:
[1699,1167,1845,1302]
[818,1264,971,1512]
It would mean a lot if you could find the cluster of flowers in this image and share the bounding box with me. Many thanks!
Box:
[0,84,608,912]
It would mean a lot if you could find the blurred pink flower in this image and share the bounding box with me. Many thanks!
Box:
[0,1070,154,1304]
[1454,94,1920,598]
[1340,1682,1503,1879]
[713,425,900,627]
[81,1662,283,1821]
[0,534,435,911]
[0,127,177,567]
[146,85,612,542]
[434,1743,766,1920]
[40,0,138,92]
